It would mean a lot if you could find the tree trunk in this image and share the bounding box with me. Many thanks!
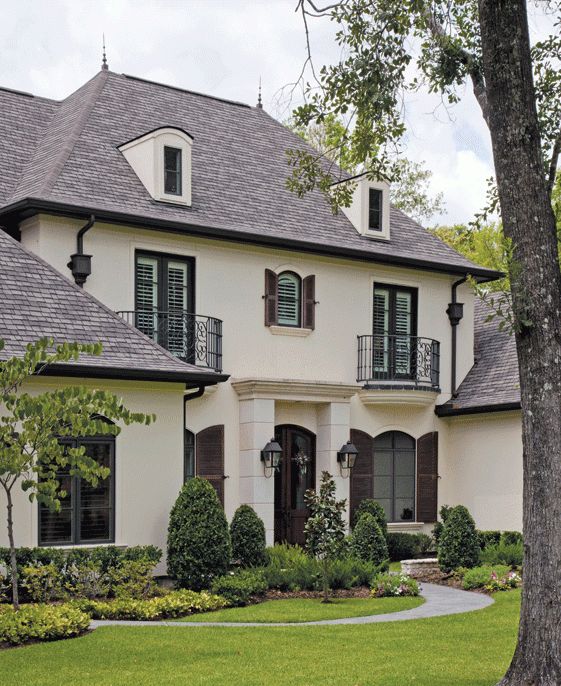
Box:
[478,1,561,684]
[5,487,19,610]
[321,558,331,603]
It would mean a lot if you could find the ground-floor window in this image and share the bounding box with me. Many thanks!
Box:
[373,431,416,522]
[39,437,115,546]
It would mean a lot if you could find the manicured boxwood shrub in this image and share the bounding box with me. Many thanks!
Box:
[350,513,388,565]
[167,477,232,590]
[230,505,266,567]
[478,530,502,549]
[371,573,419,597]
[73,589,227,621]
[0,604,90,646]
[351,499,388,536]
[437,505,480,572]
[386,533,420,561]
[211,569,268,606]
[501,531,523,546]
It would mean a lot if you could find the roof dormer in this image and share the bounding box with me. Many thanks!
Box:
[119,127,193,206]
[341,176,390,241]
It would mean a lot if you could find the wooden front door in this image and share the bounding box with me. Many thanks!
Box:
[274,425,316,545]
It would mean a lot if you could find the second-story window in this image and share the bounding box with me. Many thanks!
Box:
[278,272,302,327]
[164,146,182,195]
[373,283,417,378]
[368,188,383,231]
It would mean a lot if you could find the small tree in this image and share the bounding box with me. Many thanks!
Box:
[304,471,346,603]
[0,338,153,609]
[351,499,388,536]
[350,513,388,566]
[167,477,231,590]
[438,505,480,573]
[230,505,266,567]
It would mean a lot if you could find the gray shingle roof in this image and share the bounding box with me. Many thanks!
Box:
[0,70,500,279]
[0,230,224,385]
[436,297,520,415]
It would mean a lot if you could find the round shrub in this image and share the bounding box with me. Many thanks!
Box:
[349,513,389,565]
[0,604,89,646]
[438,505,480,572]
[351,499,387,536]
[386,533,419,561]
[167,478,232,590]
[230,505,266,567]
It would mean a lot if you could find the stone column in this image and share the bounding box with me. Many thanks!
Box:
[238,398,276,545]
[316,402,352,527]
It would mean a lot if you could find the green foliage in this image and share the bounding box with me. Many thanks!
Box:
[211,570,268,607]
[386,533,420,561]
[327,557,387,589]
[461,565,511,590]
[350,513,388,565]
[230,505,266,567]
[371,573,420,598]
[0,603,89,646]
[478,531,502,550]
[501,531,523,546]
[167,478,232,590]
[63,560,110,600]
[480,542,523,568]
[21,564,64,603]
[108,559,157,600]
[437,505,480,572]
[432,505,453,546]
[72,589,228,621]
[351,499,388,536]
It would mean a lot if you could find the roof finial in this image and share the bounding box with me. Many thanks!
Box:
[101,34,109,71]
[257,77,263,109]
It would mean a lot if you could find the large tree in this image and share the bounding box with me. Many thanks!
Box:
[289,2,561,683]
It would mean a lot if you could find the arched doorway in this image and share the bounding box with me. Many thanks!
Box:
[274,425,316,545]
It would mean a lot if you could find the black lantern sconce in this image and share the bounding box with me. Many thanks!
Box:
[337,441,358,478]
[261,438,282,478]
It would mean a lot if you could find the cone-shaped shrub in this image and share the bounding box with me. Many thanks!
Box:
[351,499,388,536]
[437,505,480,572]
[230,505,266,567]
[350,513,388,565]
[167,478,231,590]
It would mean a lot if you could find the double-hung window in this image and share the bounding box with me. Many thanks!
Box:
[373,283,417,380]
[164,146,182,196]
[373,431,416,522]
[39,437,115,546]
[135,251,194,359]
[368,188,383,232]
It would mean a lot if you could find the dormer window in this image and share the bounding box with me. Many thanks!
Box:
[368,188,383,232]
[164,146,182,195]
[119,127,193,206]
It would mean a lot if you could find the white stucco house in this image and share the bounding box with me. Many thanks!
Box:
[0,64,522,562]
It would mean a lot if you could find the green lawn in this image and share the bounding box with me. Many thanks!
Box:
[177,596,423,623]
[0,591,519,686]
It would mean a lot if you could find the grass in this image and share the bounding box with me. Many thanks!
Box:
[176,596,423,622]
[0,590,519,686]
[389,561,402,572]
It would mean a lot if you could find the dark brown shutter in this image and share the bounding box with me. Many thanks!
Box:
[302,275,316,330]
[264,269,278,326]
[416,431,438,522]
[196,425,225,506]
[349,429,374,524]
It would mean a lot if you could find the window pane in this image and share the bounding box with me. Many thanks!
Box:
[373,475,392,499]
[395,475,415,498]
[184,430,195,481]
[79,442,112,542]
[368,188,383,231]
[164,146,182,195]
[39,472,73,544]
[373,450,392,475]
[278,272,301,327]
[136,256,159,342]
[376,499,392,521]
[395,450,415,476]
[395,499,415,521]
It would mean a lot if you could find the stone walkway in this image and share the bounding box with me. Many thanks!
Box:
[90,583,494,629]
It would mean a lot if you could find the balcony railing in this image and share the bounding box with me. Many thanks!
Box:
[117,310,223,373]
[357,334,440,388]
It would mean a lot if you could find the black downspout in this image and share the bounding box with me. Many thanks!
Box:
[447,277,467,398]
[67,214,95,286]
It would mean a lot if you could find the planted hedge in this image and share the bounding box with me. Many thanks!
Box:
[230,505,267,567]
[0,604,90,646]
[350,513,388,565]
[211,570,268,606]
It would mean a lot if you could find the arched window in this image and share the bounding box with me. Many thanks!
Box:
[373,431,416,522]
[277,271,302,327]
[184,429,195,482]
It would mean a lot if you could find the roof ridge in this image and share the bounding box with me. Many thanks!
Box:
[0,229,201,371]
[121,73,251,108]
[36,71,110,196]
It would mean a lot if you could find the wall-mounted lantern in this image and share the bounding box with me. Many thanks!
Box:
[261,438,282,478]
[446,301,464,327]
[337,441,358,478]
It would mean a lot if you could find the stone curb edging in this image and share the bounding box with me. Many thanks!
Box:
[89,583,494,629]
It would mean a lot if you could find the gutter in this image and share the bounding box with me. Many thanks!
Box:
[67,214,95,286]
[0,197,504,282]
[447,277,467,397]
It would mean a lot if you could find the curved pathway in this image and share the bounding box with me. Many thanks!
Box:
[90,583,494,629]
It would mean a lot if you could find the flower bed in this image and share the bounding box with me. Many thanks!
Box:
[0,603,90,647]
[371,573,420,598]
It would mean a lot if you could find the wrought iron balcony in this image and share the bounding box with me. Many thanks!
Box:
[357,334,440,388]
[117,310,223,373]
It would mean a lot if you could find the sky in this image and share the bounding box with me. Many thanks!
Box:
[1,0,555,225]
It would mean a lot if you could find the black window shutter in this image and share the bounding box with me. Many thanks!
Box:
[196,425,225,506]
[416,432,438,523]
[264,269,278,326]
[302,275,316,330]
[349,429,374,525]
